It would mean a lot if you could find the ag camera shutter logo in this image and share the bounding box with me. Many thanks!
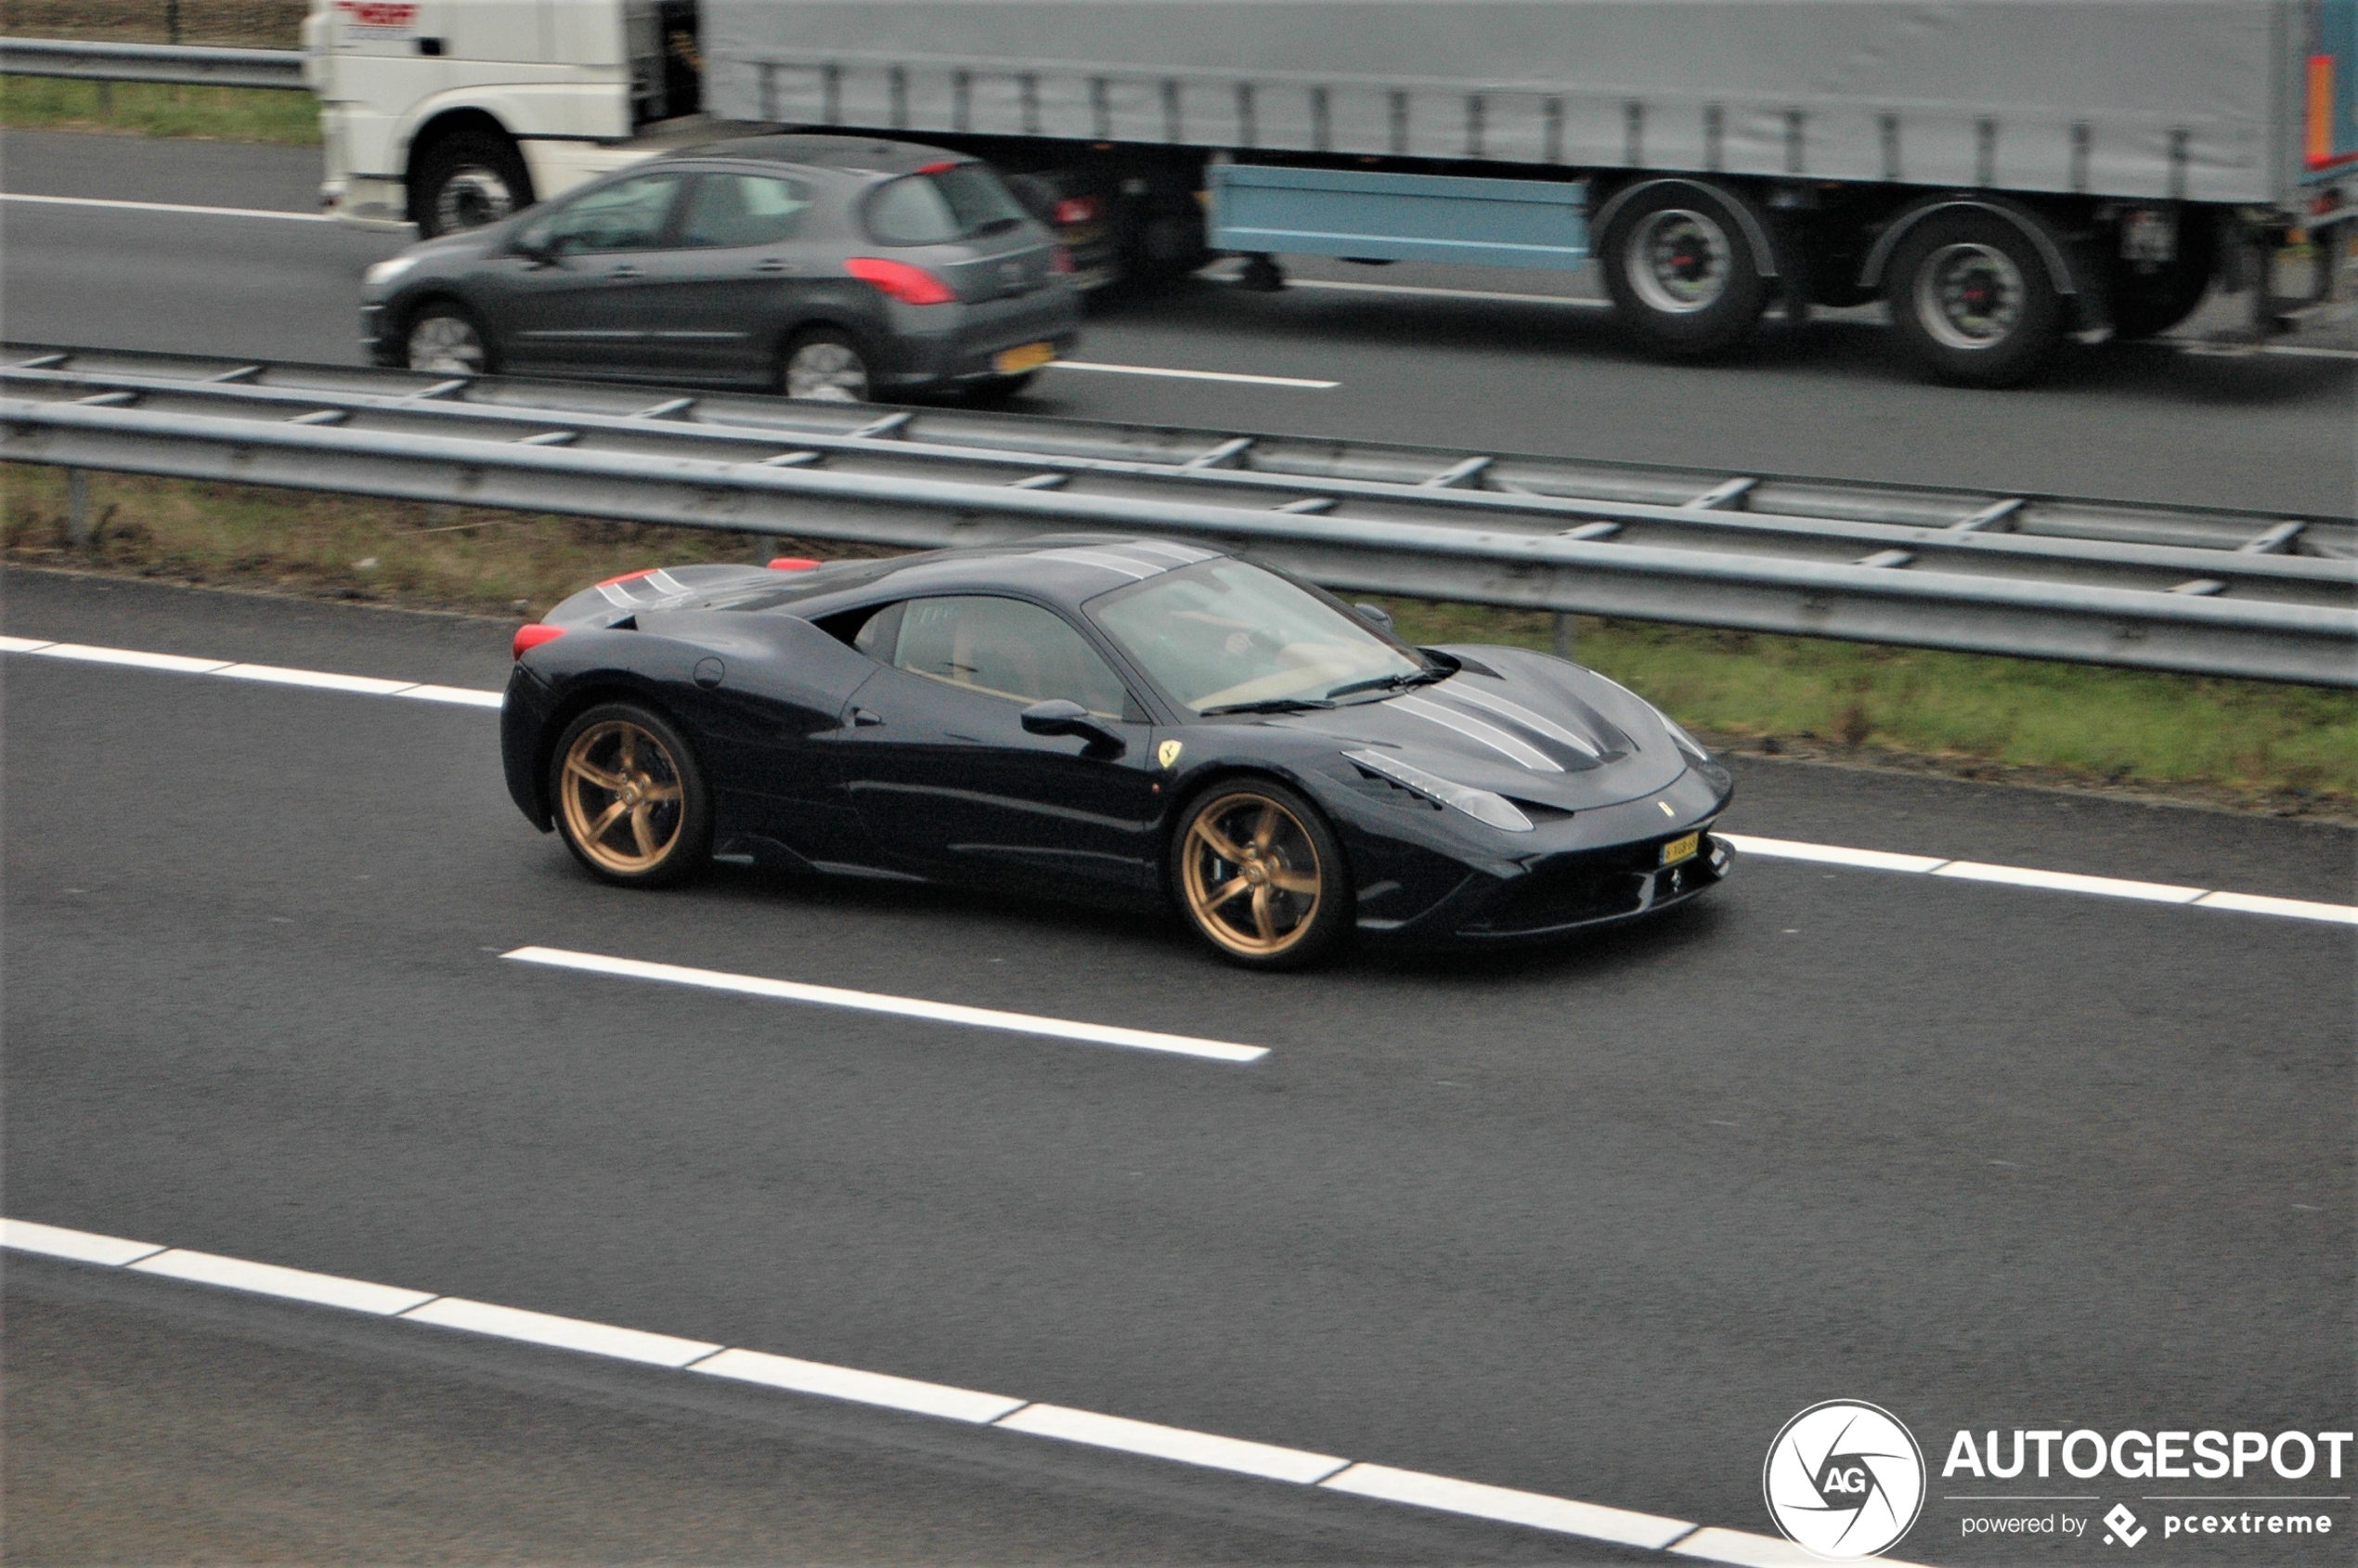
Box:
[1763,1400,1927,1560]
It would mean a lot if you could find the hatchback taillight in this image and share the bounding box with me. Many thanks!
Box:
[844,256,957,305]
[1053,196,1100,226]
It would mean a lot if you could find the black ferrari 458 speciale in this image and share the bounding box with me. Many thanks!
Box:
[500,537,1734,967]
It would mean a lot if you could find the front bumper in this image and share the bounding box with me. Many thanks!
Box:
[1338,758,1738,948]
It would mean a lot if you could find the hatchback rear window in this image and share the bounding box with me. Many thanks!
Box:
[862,164,1030,245]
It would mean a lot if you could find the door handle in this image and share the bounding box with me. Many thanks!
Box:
[756,257,789,274]
[850,707,884,728]
[608,265,643,280]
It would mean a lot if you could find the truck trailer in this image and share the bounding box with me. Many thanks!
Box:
[308,0,2357,385]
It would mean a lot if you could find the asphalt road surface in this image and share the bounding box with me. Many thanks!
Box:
[5,568,2352,1564]
[4,132,2354,1565]
[3,129,2352,516]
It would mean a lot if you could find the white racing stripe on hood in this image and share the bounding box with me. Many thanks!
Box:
[1440,683,1602,758]
[1390,695,1563,773]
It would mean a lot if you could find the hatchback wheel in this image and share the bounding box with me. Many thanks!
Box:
[782,330,872,402]
[406,305,490,375]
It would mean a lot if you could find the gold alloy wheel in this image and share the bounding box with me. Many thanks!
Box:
[1180,791,1325,958]
[557,719,686,875]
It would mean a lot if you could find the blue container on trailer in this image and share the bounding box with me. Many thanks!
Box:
[1209,163,1588,270]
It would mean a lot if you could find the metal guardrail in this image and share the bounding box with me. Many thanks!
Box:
[3,343,2352,686]
[0,36,306,90]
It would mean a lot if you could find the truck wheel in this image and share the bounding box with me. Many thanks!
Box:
[1600,183,1771,356]
[414,129,532,239]
[1886,211,2064,387]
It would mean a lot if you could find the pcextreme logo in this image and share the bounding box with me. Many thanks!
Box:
[1763,1400,1928,1560]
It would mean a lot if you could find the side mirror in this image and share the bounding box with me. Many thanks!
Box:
[513,232,559,266]
[1021,698,1125,758]
[1354,603,1395,633]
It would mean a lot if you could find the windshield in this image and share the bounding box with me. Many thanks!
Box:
[1088,560,1430,713]
[862,164,1031,244]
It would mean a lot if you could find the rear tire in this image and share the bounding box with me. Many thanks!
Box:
[413,129,532,239]
[781,329,874,402]
[548,702,713,888]
[1599,182,1772,357]
[1171,780,1353,971]
[404,300,494,375]
[1886,210,2065,387]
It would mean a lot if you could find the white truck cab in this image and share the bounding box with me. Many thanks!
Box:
[307,0,698,233]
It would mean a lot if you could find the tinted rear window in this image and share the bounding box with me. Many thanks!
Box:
[862,164,1030,245]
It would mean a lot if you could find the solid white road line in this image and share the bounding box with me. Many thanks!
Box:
[129,1248,437,1315]
[17,1216,1923,1568]
[1714,835,1949,875]
[214,661,422,695]
[0,191,334,223]
[1048,360,1340,388]
[28,641,231,674]
[1929,861,2204,903]
[693,1348,1027,1423]
[1723,831,2355,926]
[1320,1462,1693,1549]
[0,1216,164,1266]
[501,945,1270,1064]
[5,635,502,708]
[4,637,2349,929]
[401,1297,722,1367]
[995,1404,1348,1484]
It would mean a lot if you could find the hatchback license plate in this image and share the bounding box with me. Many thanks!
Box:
[994,342,1056,373]
[1660,832,1699,867]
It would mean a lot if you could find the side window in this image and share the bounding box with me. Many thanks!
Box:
[680,173,815,249]
[521,173,681,255]
[861,596,1136,719]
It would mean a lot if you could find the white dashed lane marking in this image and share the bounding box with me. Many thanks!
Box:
[0,1218,1936,1568]
[0,191,335,223]
[502,946,1270,1064]
[5,637,2349,927]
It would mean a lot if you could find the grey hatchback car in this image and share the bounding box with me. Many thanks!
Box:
[359,135,1082,402]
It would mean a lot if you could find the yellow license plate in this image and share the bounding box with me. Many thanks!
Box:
[994,342,1056,373]
[1660,831,1700,867]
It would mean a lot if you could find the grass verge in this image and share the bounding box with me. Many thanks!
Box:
[1,76,319,144]
[8,465,2352,815]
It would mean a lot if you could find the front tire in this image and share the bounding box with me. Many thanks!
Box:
[1886,210,2065,387]
[548,703,713,888]
[781,329,874,402]
[1599,183,1772,356]
[413,129,532,239]
[1171,781,1352,970]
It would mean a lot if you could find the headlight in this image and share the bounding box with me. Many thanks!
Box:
[1345,749,1534,833]
[363,255,421,287]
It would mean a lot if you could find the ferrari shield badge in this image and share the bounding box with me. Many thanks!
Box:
[1157,739,1184,771]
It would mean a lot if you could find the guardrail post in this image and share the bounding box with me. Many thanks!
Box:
[166,1,182,46]
[1552,611,1576,661]
[65,469,91,548]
